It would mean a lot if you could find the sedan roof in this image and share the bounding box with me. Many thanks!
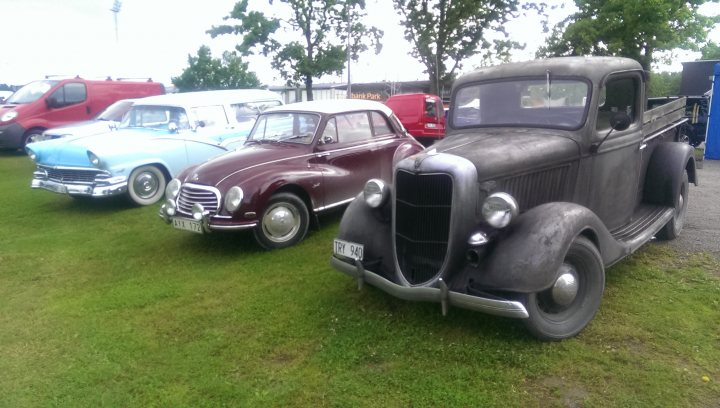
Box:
[133,89,282,108]
[264,98,394,116]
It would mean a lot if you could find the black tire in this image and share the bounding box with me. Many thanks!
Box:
[127,165,166,206]
[23,129,45,148]
[656,172,689,241]
[521,236,605,341]
[253,193,309,250]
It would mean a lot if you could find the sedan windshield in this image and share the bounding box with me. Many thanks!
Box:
[6,80,59,104]
[120,105,190,131]
[96,100,134,121]
[248,112,320,144]
[452,78,590,130]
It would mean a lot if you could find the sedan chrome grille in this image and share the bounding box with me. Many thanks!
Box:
[39,165,107,184]
[176,183,221,216]
[394,170,453,285]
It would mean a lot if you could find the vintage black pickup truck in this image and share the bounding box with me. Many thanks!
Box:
[330,57,697,340]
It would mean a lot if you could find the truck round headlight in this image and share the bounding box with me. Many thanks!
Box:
[165,179,181,199]
[224,186,243,213]
[363,179,389,208]
[482,192,519,228]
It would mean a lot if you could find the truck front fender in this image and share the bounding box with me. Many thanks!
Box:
[336,193,395,276]
[475,202,622,293]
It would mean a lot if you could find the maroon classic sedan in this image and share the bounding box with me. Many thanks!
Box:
[159,99,424,249]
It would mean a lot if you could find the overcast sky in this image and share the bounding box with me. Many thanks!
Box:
[1,0,718,87]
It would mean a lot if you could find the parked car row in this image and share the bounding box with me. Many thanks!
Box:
[8,57,699,341]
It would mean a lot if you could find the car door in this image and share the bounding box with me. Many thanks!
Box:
[312,111,400,208]
[43,82,91,127]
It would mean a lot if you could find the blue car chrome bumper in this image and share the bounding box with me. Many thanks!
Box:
[31,168,127,197]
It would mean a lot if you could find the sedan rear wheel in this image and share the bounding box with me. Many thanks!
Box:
[521,236,605,341]
[128,165,166,206]
[254,193,309,250]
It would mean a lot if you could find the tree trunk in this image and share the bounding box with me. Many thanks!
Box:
[305,76,314,101]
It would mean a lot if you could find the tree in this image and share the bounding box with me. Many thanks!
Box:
[647,72,681,97]
[392,0,545,95]
[208,0,382,101]
[537,0,720,71]
[701,42,720,59]
[172,45,261,92]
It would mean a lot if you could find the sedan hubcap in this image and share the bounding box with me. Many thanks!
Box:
[263,204,299,242]
[133,172,158,198]
[551,264,579,306]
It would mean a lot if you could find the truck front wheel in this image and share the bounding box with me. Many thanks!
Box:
[656,172,689,241]
[521,236,605,341]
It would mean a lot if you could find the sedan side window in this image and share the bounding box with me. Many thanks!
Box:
[370,111,392,136]
[336,112,372,143]
[321,117,338,143]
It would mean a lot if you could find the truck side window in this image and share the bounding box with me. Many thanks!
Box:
[596,77,638,131]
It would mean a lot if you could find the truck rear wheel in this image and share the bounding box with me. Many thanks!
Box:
[656,172,689,240]
[521,236,605,341]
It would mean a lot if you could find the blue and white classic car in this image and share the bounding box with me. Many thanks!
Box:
[26,89,282,205]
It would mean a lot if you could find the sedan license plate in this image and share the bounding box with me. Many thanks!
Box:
[45,183,67,194]
[172,218,204,234]
[333,239,364,260]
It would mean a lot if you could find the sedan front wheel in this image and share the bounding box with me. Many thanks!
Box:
[128,165,167,206]
[253,193,309,250]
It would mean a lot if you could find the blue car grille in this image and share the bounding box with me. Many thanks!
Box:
[177,184,220,216]
[39,165,107,184]
[394,170,453,285]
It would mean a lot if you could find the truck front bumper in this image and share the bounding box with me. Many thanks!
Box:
[331,255,529,319]
[0,122,26,149]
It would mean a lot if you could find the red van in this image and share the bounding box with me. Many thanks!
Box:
[385,93,445,146]
[0,78,164,150]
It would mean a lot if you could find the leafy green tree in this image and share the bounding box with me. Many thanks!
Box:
[537,0,720,71]
[647,72,681,97]
[208,0,382,101]
[392,0,546,95]
[701,42,720,59]
[172,45,261,92]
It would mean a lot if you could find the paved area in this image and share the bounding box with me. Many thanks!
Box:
[660,157,720,261]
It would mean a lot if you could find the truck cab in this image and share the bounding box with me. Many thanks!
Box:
[331,57,696,340]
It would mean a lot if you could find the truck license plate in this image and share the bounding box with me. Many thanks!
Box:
[333,239,364,260]
[172,218,204,234]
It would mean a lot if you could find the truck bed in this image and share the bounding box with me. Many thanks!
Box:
[643,96,687,137]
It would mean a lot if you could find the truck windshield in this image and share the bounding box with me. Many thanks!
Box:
[452,78,589,130]
[5,80,59,104]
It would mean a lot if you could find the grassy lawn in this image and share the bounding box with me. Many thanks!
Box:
[1,151,719,407]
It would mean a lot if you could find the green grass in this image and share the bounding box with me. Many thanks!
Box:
[1,151,719,407]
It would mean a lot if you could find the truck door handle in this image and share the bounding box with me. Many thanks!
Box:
[640,143,647,150]
[86,106,91,115]
[315,152,330,157]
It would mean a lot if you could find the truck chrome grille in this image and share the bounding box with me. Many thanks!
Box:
[176,184,220,216]
[394,170,453,285]
[39,165,106,184]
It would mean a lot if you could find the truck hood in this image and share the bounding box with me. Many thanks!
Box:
[180,142,309,188]
[430,128,580,179]
[27,128,176,168]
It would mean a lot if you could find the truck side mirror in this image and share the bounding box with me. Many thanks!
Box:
[610,111,631,131]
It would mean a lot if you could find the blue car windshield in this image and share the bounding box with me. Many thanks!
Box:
[6,80,59,104]
[248,113,320,144]
[452,78,590,130]
[120,105,191,131]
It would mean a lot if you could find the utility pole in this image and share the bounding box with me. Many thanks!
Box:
[111,0,122,43]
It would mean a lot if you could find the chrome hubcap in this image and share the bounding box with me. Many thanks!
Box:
[551,264,579,306]
[133,172,159,198]
[263,203,299,242]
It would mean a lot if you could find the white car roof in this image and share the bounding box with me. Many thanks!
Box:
[133,89,282,108]
[264,99,394,116]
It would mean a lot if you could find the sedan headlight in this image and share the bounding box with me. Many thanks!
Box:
[26,148,37,162]
[87,150,100,167]
[1,110,17,123]
[363,179,389,208]
[224,186,244,213]
[165,179,181,199]
[482,192,519,228]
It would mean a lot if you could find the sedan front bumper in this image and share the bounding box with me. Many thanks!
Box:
[31,175,127,197]
[331,255,529,319]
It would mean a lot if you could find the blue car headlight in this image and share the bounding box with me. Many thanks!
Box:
[87,150,101,167]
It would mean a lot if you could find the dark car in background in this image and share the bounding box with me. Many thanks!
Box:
[160,99,424,249]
